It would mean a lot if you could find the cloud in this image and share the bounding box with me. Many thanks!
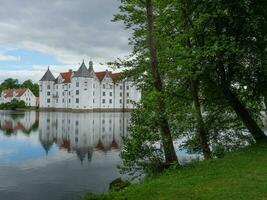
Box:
[0,0,131,71]
[0,54,20,62]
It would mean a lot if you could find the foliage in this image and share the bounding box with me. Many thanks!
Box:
[0,78,39,96]
[83,141,267,200]
[119,96,166,177]
[109,178,131,192]
[0,99,26,110]
[111,0,267,176]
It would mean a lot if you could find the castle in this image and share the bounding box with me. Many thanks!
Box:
[39,60,141,111]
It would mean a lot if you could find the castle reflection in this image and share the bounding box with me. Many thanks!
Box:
[0,111,130,162]
[39,112,130,162]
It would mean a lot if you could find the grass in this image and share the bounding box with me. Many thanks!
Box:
[83,141,267,200]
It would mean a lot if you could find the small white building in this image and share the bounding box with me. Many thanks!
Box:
[39,60,141,111]
[0,88,36,107]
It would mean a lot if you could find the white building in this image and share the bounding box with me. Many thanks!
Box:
[39,60,141,111]
[0,88,36,107]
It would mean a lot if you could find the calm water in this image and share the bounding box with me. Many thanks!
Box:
[0,110,130,200]
[0,110,199,200]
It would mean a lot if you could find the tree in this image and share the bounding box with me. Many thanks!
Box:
[22,80,39,97]
[0,78,19,91]
[145,0,177,164]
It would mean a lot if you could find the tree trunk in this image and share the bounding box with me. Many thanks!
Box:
[146,0,177,164]
[190,79,211,159]
[217,63,266,142]
[264,97,267,118]
[221,85,266,142]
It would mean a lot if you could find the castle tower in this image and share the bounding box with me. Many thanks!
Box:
[39,67,55,109]
[72,60,94,110]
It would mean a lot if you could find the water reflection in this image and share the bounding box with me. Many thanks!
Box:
[0,111,129,162]
[0,110,130,200]
[0,111,39,136]
[38,112,129,162]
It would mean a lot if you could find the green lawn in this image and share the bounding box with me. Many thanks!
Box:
[83,141,267,200]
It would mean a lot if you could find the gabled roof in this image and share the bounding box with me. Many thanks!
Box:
[73,61,91,77]
[2,88,28,98]
[60,71,72,83]
[95,71,121,82]
[95,71,107,81]
[40,67,55,81]
[110,73,121,81]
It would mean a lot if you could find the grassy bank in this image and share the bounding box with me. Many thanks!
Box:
[83,141,267,200]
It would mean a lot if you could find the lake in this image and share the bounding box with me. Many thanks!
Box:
[0,110,199,200]
[0,110,130,200]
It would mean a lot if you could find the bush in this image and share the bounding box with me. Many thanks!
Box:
[0,99,26,110]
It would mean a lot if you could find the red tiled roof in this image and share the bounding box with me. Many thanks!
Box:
[95,71,107,81]
[54,69,120,82]
[110,73,121,81]
[95,71,121,82]
[60,71,72,83]
[2,88,27,98]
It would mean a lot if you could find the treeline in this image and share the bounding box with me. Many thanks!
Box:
[113,0,267,175]
[0,78,39,97]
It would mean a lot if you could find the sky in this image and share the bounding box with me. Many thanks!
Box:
[0,0,130,83]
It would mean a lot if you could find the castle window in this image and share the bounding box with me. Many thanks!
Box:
[120,99,122,104]
[109,92,112,96]
[103,84,105,89]
[120,85,122,90]
[62,99,64,103]
[93,99,95,103]
[110,85,112,89]
[102,99,105,104]
[62,92,64,96]
[76,90,79,95]
[127,92,129,97]
[47,99,50,103]
[120,92,122,97]
[47,91,50,96]
[47,85,50,89]
[76,98,79,103]
[93,84,95,88]
[56,99,58,103]
[76,82,79,87]
[126,86,129,90]
[103,92,105,96]
[93,91,95,96]
[127,99,130,104]
[68,91,70,95]
[109,99,112,104]
[69,99,71,103]
[56,85,58,89]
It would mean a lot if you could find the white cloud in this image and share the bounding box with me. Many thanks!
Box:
[0,54,20,62]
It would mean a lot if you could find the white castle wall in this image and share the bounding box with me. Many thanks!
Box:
[39,64,141,111]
